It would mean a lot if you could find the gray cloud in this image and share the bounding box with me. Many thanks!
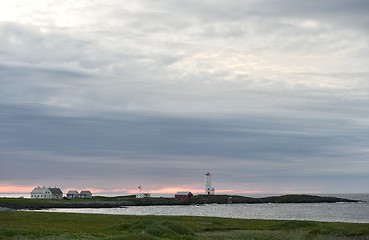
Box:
[152,0,369,28]
[0,1,368,193]
[1,101,368,192]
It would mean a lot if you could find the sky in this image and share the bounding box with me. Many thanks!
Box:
[0,0,369,195]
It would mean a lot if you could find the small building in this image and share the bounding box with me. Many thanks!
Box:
[175,192,193,199]
[79,191,92,199]
[30,186,52,199]
[30,186,63,199]
[136,185,150,198]
[136,193,151,198]
[66,190,79,199]
[49,187,63,199]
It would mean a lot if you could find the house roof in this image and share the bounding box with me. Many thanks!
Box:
[49,188,63,195]
[67,190,79,194]
[175,192,192,195]
[80,191,92,195]
[31,187,48,194]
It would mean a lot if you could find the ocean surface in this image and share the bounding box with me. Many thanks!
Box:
[12,193,368,223]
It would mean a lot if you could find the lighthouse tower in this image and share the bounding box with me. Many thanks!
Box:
[205,171,215,195]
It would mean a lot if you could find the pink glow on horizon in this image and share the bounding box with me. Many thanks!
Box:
[127,187,204,194]
[62,187,135,195]
[0,183,276,195]
[0,184,35,193]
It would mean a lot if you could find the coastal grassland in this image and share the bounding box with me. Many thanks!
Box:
[0,196,177,210]
[0,196,134,205]
[0,195,360,210]
[0,194,357,209]
[0,196,134,210]
[1,211,369,239]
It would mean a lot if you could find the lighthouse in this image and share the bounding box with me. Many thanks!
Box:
[205,171,215,195]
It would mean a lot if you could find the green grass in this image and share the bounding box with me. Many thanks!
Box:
[0,196,132,205]
[0,211,368,239]
[0,196,137,210]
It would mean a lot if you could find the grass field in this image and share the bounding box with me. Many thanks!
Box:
[1,211,369,239]
[0,196,135,208]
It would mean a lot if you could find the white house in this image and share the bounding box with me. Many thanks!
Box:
[30,186,52,199]
[136,185,150,198]
[66,190,79,199]
[136,193,151,198]
[79,191,92,199]
[49,187,63,199]
[30,186,63,199]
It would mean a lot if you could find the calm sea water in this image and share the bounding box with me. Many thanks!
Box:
[18,193,369,223]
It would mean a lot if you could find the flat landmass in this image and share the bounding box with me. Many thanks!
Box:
[0,194,361,210]
[0,211,368,239]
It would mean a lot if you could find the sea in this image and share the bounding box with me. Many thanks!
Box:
[2,193,369,223]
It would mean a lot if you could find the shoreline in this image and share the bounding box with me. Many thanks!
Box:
[0,194,362,210]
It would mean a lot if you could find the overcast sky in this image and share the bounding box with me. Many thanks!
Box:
[1,0,368,194]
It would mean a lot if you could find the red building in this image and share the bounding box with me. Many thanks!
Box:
[175,191,193,199]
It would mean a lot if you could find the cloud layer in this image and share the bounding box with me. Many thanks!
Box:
[1,0,368,193]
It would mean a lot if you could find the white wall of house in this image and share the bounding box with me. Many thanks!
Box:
[136,193,151,198]
[79,191,92,198]
[30,187,63,199]
[30,187,52,199]
[67,191,79,199]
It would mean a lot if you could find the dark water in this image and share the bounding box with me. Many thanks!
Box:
[30,194,369,223]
